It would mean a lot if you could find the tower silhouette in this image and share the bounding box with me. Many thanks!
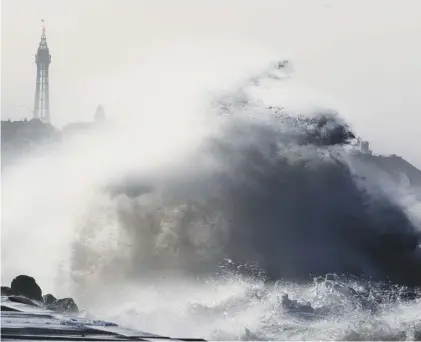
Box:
[33,21,51,123]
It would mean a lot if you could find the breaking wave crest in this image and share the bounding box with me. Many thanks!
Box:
[71,63,421,294]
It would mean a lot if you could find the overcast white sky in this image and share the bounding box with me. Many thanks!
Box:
[1,0,421,167]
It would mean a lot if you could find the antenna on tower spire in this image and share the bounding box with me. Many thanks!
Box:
[40,19,46,40]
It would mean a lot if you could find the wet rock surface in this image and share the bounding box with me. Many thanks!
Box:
[1,286,16,296]
[43,293,57,305]
[2,275,79,313]
[11,275,42,301]
[46,297,79,313]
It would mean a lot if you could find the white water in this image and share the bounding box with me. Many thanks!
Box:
[80,275,421,341]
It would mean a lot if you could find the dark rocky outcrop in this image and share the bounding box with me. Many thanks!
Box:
[1,286,16,296]
[2,275,79,314]
[11,275,42,302]
[47,298,79,313]
[43,293,57,305]
[8,295,40,307]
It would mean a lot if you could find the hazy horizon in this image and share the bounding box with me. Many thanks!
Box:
[1,0,421,168]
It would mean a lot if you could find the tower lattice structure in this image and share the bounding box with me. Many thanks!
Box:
[33,23,51,123]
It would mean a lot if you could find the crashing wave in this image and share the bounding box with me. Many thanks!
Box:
[69,62,421,295]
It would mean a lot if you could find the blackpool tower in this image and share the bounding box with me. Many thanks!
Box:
[33,21,51,123]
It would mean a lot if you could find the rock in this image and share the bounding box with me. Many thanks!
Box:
[43,293,57,305]
[8,295,40,307]
[4,275,80,314]
[11,275,42,302]
[47,298,79,313]
[1,286,16,296]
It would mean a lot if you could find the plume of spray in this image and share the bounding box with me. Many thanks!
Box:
[64,59,421,301]
[2,45,421,340]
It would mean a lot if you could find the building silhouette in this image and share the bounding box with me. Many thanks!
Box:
[94,104,106,123]
[33,22,51,123]
[62,105,107,136]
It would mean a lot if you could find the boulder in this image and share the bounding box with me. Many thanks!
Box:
[4,275,80,314]
[48,297,79,313]
[1,286,16,296]
[43,293,57,305]
[11,275,42,302]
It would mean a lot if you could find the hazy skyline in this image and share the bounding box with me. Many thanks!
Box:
[2,0,421,167]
